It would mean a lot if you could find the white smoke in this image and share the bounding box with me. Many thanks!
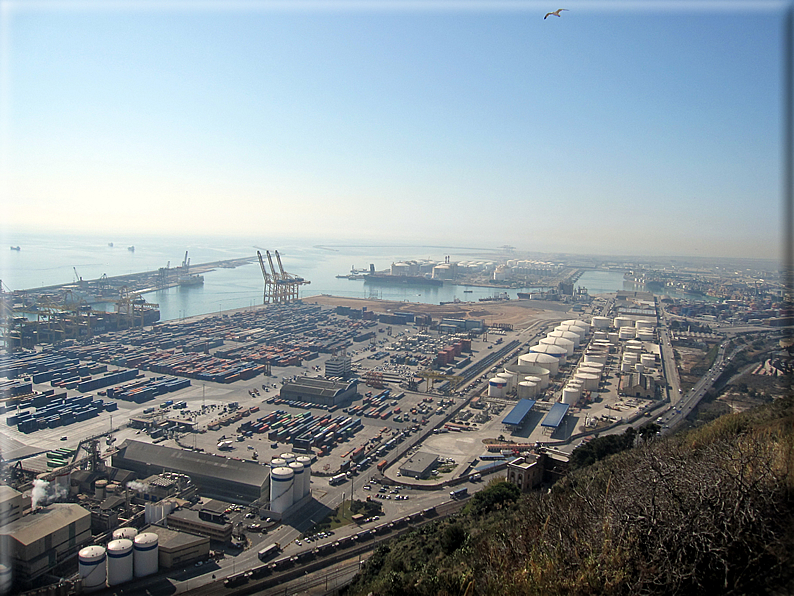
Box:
[126,481,148,493]
[31,479,68,509]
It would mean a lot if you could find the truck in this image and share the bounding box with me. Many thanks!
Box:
[329,473,347,486]
[257,542,281,562]
[450,487,468,499]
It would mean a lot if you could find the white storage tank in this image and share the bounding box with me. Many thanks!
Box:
[106,539,134,586]
[270,458,287,469]
[608,332,620,343]
[270,467,295,515]
[593,331,609,340]
[488,378,507,399]
[518,352,560,375]
[78,545,106,590]
[637,328,655,341]
[557,325,587,340]
[591,316,611,329]
[625,340,643,352]
[517,381,537,399]
[623,352,638,363]
[529,343,568,363]
[574,373,600,391]
[618,327,636,340]
[562,387,579,406]
[635,319,655,330]
[289,462,306,502]
[566,381,584,395]
[577,366,602,379]
[549,330,581,346]
[635,363,645,374]
[621,361,633,373]
[613,316,633,328]
[584,352,608,365]
[296,455,313,498]
[133,532,159,578]
[540,336,575,356]
[280,452,297,464]
[504,364,551,388]
[112,527,138,541]
[497,371,517,392]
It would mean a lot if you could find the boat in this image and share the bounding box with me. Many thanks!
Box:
[179,274,204,286]
[463,289,473,293]
[10,246,20,251]
[363,274,443,287]
[127,246,135,252]
[108,242,114,247]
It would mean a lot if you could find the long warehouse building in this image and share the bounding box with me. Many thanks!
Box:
[112,440,269,504]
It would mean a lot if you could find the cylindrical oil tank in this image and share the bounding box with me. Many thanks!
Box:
[112,527,138,541]
[496,371,516,392]
[566,380,583,394]
[540,337,574,356]
[562,387,579,406]
[488,378,507,399]
[625,340,643,352]
[106,483,120,495]
[95,479,107,501]
[557,325,587,341]
[133,532,159,578]
[635,319,655,330]
[549,330,581,346]
[518,353,560,376]
[613,316,633,328]
[78,546,106,589]
[280,452,297,464]
[270,467,294,514]
[106,539,134,586]
[635,363,645,374]
[591,316,611,329]
[636,328,655,341]
[608,332,620,343]
[622,352,638,363]
[270,458,287,469]
[529,343,567,364]
[584,352,607,365]
[593,331,609,340]
[621,361,632,373]
[563,319,590,332]
[296,455,312,498]
[574,373,599,391]
[504,364,550,388]
[517,381,537,399]
[288,462,305,502]
[523,375,543,387]
[618,327,636,340]
[577,366,601,379]
[640,354,656,367]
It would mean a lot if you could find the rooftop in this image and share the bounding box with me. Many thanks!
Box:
[502,399,536,427]
[0,503,89,546]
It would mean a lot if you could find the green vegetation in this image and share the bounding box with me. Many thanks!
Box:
[308,498,383,534]
[344,397,794,595]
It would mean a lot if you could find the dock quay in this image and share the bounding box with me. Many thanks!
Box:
[8,256,256,305]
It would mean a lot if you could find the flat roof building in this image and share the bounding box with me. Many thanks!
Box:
[112,440,269,504]
[141,525,210,568]
[166,509,233,543]
[399,452,439,479]
[280,378,358,407]
[0,486,24,526]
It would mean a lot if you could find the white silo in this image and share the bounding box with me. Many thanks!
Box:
[112,527,138,541]
[613,316,633,328]
[578,366,602,379]
[574,373,600,391]
[296,455,313,498]
[280,452,297,464]
[517,381,537,399]
[593,331,609,340]
[270,467,295,515]
[563,319,590,332]
[608,332,620,343]
[636,328,655,341]
[270,458,287,469]
[488,378,507,398]
[133,532,159,578]
[78,546,106,590]
[529,343,568,364]
[107,539,134,586]
[518,353,559,376]
[584,352,607,365]
[289,462,306,502]
[618,327,636,340]
[591,316,611,330]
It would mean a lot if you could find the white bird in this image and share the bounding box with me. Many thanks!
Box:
[544,8,568,19]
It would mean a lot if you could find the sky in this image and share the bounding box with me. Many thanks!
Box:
[0,0,789,260]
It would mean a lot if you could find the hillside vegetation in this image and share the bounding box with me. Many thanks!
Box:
[344,397,794,595]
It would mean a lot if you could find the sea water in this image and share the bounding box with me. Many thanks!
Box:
[2,232,607,321]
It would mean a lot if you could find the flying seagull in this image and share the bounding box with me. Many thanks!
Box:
[544,8,568,19]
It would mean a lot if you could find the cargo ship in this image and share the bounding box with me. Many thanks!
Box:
[363,274,443,286]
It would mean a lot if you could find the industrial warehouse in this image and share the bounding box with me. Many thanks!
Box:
[0,277,687,595]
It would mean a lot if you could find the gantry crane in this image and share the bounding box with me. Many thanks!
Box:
[257,251,276,304]
[257,250,311,304]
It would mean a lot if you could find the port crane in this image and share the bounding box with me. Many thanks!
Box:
[257,250,310,304]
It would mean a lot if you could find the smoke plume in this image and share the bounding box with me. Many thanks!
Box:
[31,479,68,509]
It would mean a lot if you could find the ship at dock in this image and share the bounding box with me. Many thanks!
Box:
[363,273,443,286]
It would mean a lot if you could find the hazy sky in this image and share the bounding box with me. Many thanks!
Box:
[1,1,787,259]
